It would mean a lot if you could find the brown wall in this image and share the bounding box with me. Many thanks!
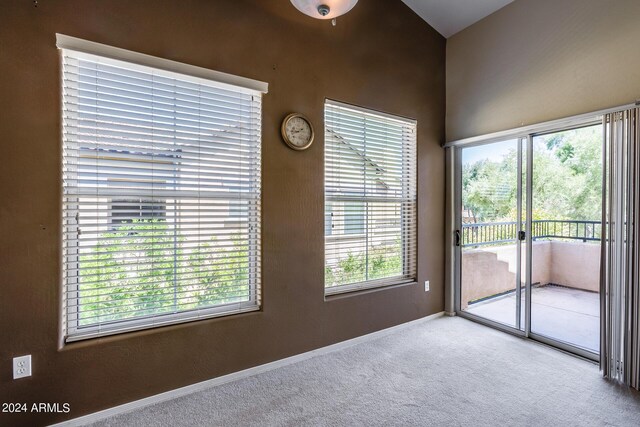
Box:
[0,1,445,425]
[446,0,640,141]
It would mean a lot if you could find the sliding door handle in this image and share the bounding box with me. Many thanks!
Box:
[455,230,461,247]
[518,230,526,241]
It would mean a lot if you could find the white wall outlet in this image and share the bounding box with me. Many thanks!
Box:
[13,355,31,379]
[424,280,430,292]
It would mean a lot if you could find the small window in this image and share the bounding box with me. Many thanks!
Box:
[324,100,417,294]
[60,37,266,341]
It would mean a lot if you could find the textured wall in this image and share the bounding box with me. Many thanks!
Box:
[461,241,599,309]
[0,1,445,425]
[461,242,548,309]
[549,241,600,292]
[446,0,640,141]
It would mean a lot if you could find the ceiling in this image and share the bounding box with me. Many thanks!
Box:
[401,0,514,38]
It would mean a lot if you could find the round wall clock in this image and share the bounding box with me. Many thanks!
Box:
[281,113,314,151]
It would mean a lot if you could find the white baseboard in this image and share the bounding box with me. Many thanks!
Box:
[50,311,444,427]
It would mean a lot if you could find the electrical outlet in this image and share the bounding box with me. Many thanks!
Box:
[424,280,430,292]
[13,355,31,379]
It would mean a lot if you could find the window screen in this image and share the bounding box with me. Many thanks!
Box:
[61,47,263,341]
[324,100,417,294]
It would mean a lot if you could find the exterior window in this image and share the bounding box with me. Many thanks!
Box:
[324,201,364,236]
[60,41,265,341]
[111,199,166,228]
[324,100,417,294]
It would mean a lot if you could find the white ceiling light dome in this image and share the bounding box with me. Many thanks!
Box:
[290,0,359,20]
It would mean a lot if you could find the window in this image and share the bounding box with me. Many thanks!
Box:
[60,35,266,341]
[324,100,417,294]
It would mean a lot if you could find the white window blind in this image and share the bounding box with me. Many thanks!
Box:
[61,46,263,341]
[324,100,417,294]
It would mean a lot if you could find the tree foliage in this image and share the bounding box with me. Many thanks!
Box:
[78,220,249,326]
[325,241,402,287]
[462,126,602,223]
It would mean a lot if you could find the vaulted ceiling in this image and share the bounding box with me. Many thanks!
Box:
[401,0,514,38]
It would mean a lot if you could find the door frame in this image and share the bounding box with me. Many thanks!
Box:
[452,138,527,340]
[450,123,602,362]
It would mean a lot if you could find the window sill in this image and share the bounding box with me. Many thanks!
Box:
[60,302,261,348]
[324,279,417,301]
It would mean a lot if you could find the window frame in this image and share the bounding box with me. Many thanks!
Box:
[323,99,418,296]
[59,35,267,342]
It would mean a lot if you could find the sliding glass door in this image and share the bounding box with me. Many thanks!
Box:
[456,124,602,359]
[459,139,524,329]
[529,125,602,353]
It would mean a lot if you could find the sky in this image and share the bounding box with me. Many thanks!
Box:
[462,139,518,165]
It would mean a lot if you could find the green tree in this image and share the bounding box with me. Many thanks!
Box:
[462,126,602,224]
[325,241,402,287]
[79,220,178,325]
[187,235,249,306]
[79,220,250,326]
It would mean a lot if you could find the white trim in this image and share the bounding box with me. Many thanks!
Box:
[49,311,444,427]
[65,303,261,343]
[444,101,639,148]
[325,279,416,296]
[56,34,268,94]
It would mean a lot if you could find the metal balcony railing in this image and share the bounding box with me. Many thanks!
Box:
[462,220,601,247]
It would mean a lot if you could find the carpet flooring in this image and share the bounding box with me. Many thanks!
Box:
[91,316,640,426]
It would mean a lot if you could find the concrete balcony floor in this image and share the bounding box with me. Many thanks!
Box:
[465,285,600,353]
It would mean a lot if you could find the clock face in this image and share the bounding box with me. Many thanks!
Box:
[283,114,313,150]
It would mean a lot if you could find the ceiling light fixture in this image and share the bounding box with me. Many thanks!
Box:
[290,0,359,26]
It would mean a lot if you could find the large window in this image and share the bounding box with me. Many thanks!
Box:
[324,100,417,294]
[60,37,265,341]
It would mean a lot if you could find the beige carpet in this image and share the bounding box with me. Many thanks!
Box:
[91,316,640,426]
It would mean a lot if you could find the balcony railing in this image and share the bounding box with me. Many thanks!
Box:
[462,219,601,247]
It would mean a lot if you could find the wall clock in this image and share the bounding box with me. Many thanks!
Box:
[281,113,314,151]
